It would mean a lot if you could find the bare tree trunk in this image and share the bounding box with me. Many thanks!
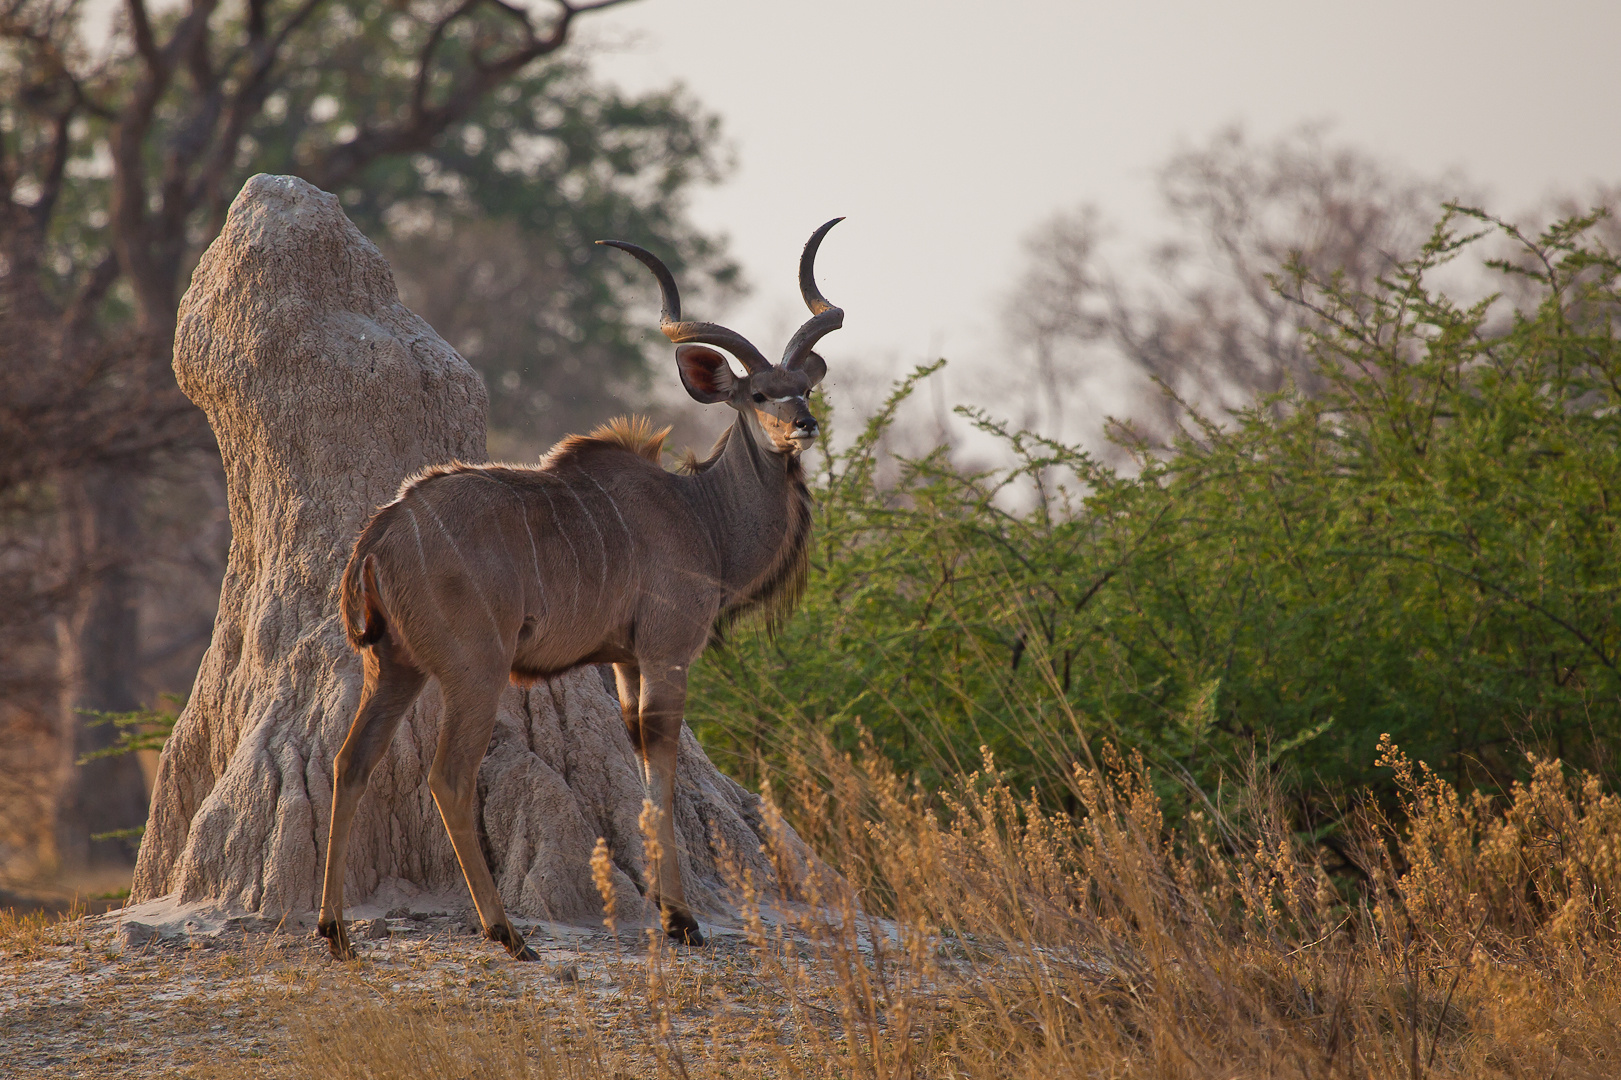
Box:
[53,465,151,870]
[0,685,61,881]
[130,175,792,922]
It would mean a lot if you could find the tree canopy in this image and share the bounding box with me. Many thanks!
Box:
[2,0,734,446]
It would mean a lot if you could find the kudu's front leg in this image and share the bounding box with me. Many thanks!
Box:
[637,665,705,946]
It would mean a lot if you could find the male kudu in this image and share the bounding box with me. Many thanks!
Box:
[318,220,844,959]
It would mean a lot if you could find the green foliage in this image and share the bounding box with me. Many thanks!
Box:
[4,0,733,434]
[246,7,738,433]
[691,208,1621,814]
[76,695,181,842]
[75,698,179,765]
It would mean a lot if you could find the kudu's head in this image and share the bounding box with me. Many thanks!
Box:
[599,219,844,454]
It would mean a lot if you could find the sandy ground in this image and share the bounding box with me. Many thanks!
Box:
[0,895,837,1079]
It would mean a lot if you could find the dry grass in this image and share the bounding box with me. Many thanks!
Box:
[201,917,852,1080]
[5,736,1619,1078]
[247,737,1621,1079]
[0,901,88,960]
[720,733,1621,1078]
[264,995,609,1080]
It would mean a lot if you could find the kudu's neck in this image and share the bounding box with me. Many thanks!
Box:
[688,412,809,603]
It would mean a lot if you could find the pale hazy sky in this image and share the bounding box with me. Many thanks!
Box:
[83,0,1621,418]
[581,0,1621,401]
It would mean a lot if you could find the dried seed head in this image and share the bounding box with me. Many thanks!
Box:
[590,836,617,936]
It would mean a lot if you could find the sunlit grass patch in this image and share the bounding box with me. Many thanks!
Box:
[253,993,611,1080]
[4,743,1619,1080]
[0,902,85,959]
[718,732,1621,1078]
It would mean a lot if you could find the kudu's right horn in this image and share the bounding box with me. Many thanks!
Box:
[596,239,772,373]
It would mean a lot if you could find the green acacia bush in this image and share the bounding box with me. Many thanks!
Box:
[690,208,1621,814]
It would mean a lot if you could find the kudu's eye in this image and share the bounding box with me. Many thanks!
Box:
[751,392,766,403]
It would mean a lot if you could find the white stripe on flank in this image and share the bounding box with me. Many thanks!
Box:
[405,508,429,575]
[537,483,581,615]
[562,475,608,606]
[417,494,504,646]
[585,473,634,549]
[470,470,550,617]
[404,508,440,635]
[514,490,548,615]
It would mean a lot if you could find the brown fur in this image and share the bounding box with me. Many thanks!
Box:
[340,535,392,650]
[322,227,839,961]
[678,425,734,475]
[340,418,672,655]
[544,415,670,467]
[322,406,818,961]
[673,424,811,638]
[382,417,667,505]
[716,452,811,639]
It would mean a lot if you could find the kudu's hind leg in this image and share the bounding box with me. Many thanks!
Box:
[319,639,426,959]
[612,662,642,745]
[428,670,537,961]
[637,666,705,946]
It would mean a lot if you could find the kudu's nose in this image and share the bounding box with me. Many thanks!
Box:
[795,418,819,438]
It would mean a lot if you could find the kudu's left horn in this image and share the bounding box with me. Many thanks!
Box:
[781,217,845,371]
[596,240,771,373]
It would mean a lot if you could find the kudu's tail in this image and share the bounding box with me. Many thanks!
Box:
[340,550,388,651]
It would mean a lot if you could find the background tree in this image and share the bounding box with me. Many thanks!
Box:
[1002,126,1461,446]
[0,0,733,880]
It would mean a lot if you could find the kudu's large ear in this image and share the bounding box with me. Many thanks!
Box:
[675,344,737,404]
[798,351,827,388]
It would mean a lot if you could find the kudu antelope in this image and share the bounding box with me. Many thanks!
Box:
[317,220,844,960]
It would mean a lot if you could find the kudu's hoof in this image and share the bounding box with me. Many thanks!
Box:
[318,919,357,961]
[487,922,538,961]
[663,910,707,947]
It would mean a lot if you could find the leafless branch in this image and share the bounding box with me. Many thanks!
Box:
[30,107,73,229]
[125,0,160,71]
[65,254,122,330]
[311,0,636,190]
[412,0,484,119]
[189,0,327,226]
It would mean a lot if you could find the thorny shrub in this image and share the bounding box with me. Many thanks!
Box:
[693,207,1621,823]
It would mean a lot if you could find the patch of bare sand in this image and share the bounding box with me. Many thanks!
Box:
[0,899,827,1079]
